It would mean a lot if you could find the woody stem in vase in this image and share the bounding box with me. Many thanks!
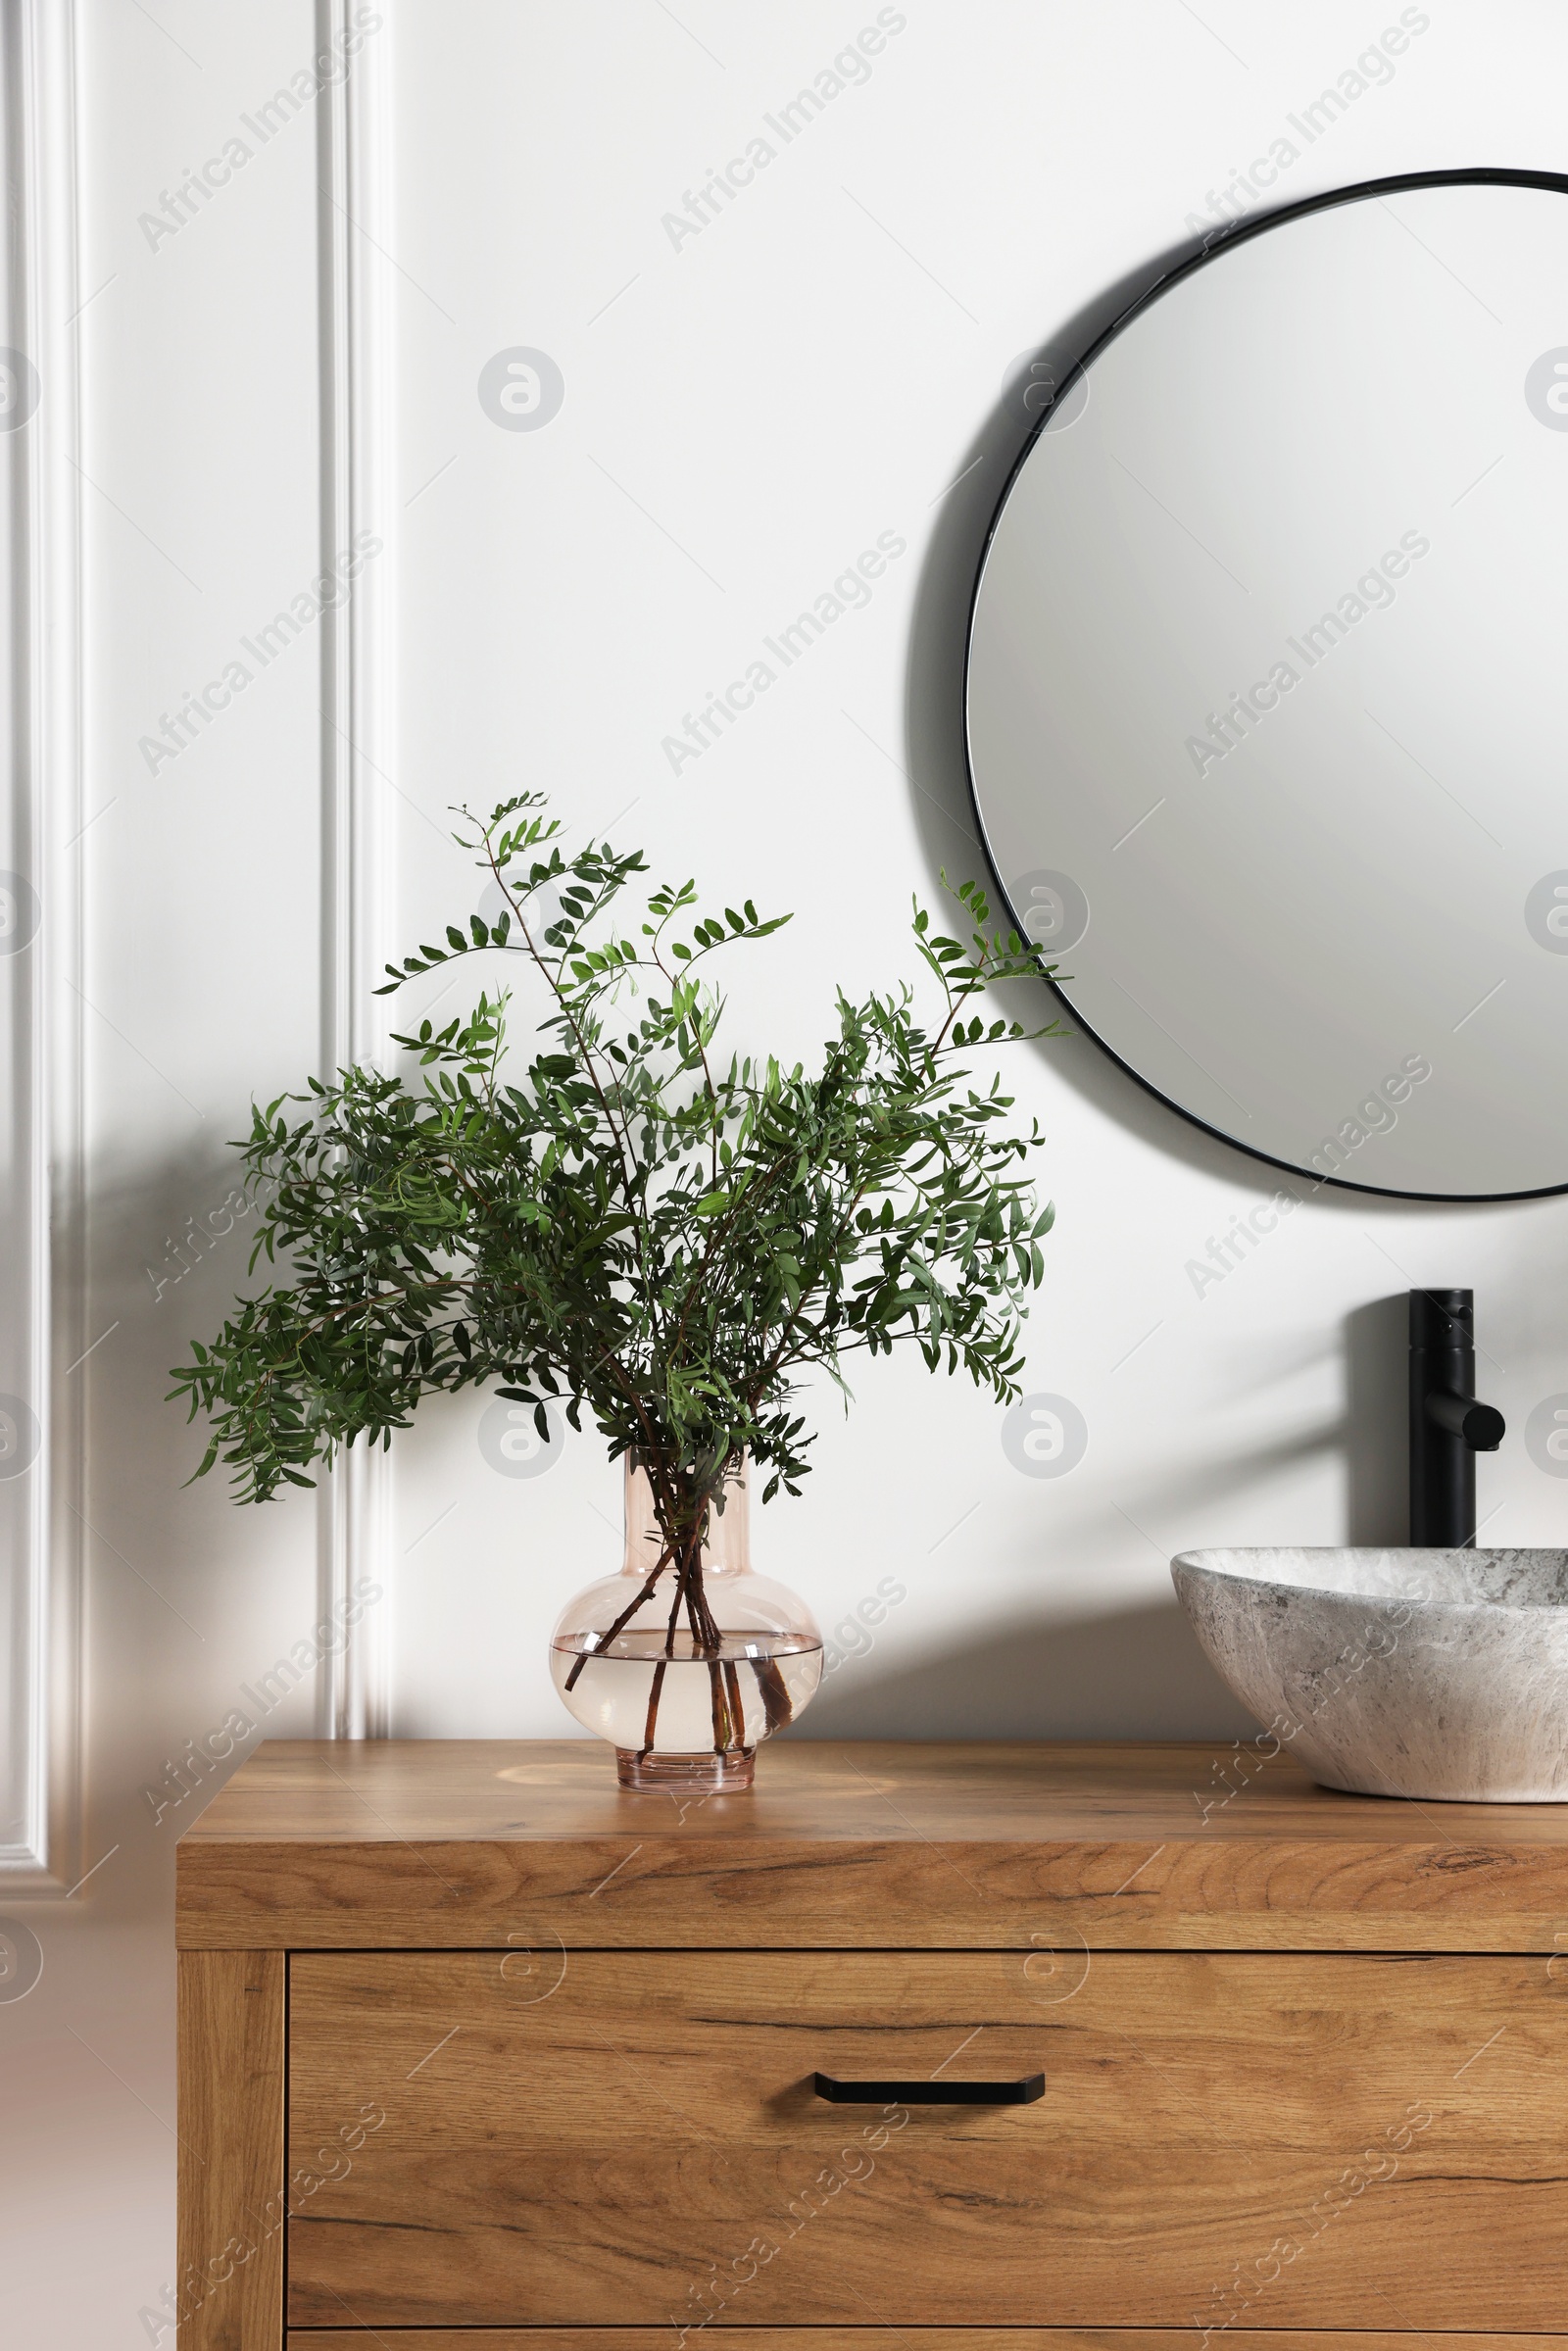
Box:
[551,1453,824,1788]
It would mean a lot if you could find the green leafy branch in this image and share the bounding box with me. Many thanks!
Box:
[171,794,1062,1570]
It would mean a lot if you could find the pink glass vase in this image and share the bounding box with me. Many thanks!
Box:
[550,1454,822,1790]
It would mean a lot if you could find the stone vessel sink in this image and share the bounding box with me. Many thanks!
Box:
[1171,1547,1568,1802]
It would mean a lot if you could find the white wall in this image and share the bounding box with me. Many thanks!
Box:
[6,1,1568,2339]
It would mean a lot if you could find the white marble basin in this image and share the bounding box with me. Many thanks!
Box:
[1171,1547,1568,1802]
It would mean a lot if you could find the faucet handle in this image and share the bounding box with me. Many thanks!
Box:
[1409,1288,1474,1348]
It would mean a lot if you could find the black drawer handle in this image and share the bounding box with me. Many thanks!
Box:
[813,2071,1045,2106]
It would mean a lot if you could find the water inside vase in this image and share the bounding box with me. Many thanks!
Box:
[550,1628,823,1753]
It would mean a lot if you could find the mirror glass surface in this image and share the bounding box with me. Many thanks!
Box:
[966,176,1568,1198]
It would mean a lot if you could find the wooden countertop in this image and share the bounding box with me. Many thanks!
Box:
[175,1739,1568,1953]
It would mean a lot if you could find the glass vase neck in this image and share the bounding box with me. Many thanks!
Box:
[622,1453,750,1578]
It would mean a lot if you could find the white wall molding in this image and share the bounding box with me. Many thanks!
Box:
[318,0,396,1739]
[1,0,84,1887]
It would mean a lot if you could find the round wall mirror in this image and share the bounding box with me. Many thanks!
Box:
[966,171,1568,1200]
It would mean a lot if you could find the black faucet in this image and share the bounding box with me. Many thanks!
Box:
[1407,1289,1504,1547]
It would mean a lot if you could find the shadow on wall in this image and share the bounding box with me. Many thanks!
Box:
[798,1599,1261,1741]
[792,1298,1423,1744]
[1345,1293,1411,1543]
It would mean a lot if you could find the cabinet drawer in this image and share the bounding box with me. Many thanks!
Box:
[287,1950,1568,2330]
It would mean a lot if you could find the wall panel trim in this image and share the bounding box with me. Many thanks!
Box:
[1,0,84,1887]
[318,0,396,1739]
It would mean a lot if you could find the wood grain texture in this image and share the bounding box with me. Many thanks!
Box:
[175,1739,1568,1951]
[285,1947,1568,2330]
[176,1949,284,2351]
[285,2337,1568,2351]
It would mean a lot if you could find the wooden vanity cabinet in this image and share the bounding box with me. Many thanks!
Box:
[175,1739,1568,2348]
